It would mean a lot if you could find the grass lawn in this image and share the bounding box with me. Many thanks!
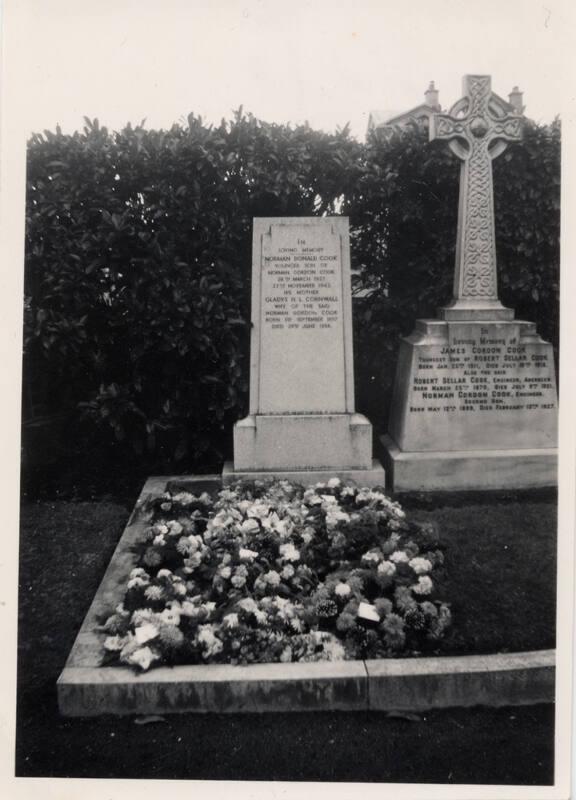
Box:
[16,490,557,783]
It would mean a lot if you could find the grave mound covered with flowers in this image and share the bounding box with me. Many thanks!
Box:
[101,479,452,671]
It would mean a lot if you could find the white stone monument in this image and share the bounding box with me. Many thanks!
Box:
[223,217,385,486]
[381,75,558,491]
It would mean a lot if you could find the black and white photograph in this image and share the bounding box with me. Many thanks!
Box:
[1,0,574,798]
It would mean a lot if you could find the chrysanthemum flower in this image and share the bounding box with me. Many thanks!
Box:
[278,543,300,562]
[264,570,281,586]
[158,625,185,650]
[389,550,410,564]
[377,560,396,577]
[409,557,433,575]
[412,576,433,595]
[334,582,351,598]
[143,549,162,567]
[144,585,164,601]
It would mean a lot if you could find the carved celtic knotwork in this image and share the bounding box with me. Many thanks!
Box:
[429,74,524,309]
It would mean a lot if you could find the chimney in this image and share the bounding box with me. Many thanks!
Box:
[425,81,440,110]
[508,86,525,114]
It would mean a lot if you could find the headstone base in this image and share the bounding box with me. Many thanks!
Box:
[382,317,558,492]
[222,460,386,488]
[380,434,557,492]
[232,412,375,471]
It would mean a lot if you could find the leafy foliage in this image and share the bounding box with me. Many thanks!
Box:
[23,113,560,471]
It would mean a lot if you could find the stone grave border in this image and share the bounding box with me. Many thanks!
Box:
[57,476,555,717]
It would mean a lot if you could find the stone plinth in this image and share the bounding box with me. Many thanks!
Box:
[381,319,557,491]
[226,217,384,487]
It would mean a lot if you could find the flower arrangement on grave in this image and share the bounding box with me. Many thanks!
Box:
[100,479,451,671]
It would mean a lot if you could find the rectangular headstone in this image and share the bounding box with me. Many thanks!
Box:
[224,217,385,486]
[250,217,354,414]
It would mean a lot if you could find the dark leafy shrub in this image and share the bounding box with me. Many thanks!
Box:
[23,113,560,478]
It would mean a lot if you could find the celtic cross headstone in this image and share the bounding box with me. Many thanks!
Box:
[381,74,558,492]
[430,75,523,320]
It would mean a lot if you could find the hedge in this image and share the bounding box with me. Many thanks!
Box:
[23,111,560,475]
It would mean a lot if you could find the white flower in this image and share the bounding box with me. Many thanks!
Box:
[144,585,164,601]
[301,526,315,545]
[246,501,270,520]
[167,520,184,535]
[264,570,281,586]
[173,581,187,597]
[153,534,166,546]
[197,624,223,657]
[262,513,291,538]
[361,549,383,564]
[127,646,158,671]
[334,582,351,598]
[412,576,434,595]
[129,568,149,580]
[254,609,267,624]
[103,635,127,652]
[218,489,238,503]
[325,509,350,530]
[355,490,371,504]
[377,560,397,577]
[320,494,338,505]
[281,564,295,580]
[153,523,169,536]
[160,608,181,626]
[341,486,355,498]
[238,547,258,562]
[131,608,155,626]
[218,565,232,579]
[278,543,300,562]
[183,552,203,572]
[172,491,195,506]
[327,477,341,489]
[157,569,173,580]
[223,613,239,629]
[135,623,159,644]
[390,550,410,564]
[234,597,255,613]
[127,576,149,589]
[180,600,200,617]
[303,489,323,505]
[409,557,433,575]
[240,518,260,534]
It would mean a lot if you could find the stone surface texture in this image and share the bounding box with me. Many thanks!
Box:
[228,217,383,485]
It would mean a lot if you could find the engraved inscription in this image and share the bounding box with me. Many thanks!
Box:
[410,335,556,416]
[261,241,341,333]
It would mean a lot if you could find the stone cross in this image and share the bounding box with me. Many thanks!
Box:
[430,74,524,320]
